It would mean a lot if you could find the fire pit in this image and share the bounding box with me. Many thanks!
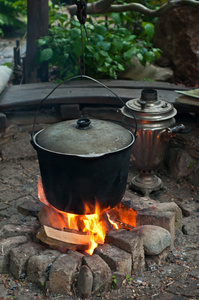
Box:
[2,187,179,297]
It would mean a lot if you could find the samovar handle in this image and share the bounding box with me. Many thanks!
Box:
[163,124,185,142]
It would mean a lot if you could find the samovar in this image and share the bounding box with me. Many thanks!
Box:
[121,89,185,196]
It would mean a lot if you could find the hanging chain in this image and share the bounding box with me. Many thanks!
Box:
[75,0,88,25]
[75,0,88,75]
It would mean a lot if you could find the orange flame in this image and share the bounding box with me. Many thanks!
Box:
[107,212,119,229]
[37,177,107,255]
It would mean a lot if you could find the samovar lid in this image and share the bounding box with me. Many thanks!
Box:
[122,89,177,121]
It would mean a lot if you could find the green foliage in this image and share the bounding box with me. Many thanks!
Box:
[37,8,161,80]
[108,0,165,36]
[126,275,133,284]
[0,0,27,36]
[112,275,117,284]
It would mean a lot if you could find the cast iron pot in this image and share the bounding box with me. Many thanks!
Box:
[31,118,135,215]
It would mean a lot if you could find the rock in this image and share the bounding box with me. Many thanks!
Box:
[0,66,12,94]
[105,229,145,273]
[10,242,43,279]
[27,249,60,287]
[131,225,172,255]
[153,7,199,85]
[167,149,194,179]
[178,203,191,217]
[121,191,181,241]
[187,166,199,187]
[77,265,93,298]
[0,236,28,273]
[94,243,132,277]
[82,254,112,293]
[17,200,44,217]
[0,222,40,239]
[48,252,83,294]
[119,57,173,82]
[0,202,8,211]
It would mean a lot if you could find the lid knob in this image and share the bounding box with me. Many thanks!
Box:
[76,118,91,129]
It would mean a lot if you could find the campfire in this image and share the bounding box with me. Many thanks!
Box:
[37,177,137,255]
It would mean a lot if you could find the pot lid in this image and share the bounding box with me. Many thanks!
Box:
[122,89,177,121]
[35,118,134,157]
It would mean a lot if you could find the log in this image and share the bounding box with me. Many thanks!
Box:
[37,225,91,251]
[25,0,49,83]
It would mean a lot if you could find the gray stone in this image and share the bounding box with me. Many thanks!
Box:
[48,252,83,294]
[122,191,182,232]
[83,254,112,293]
[77,264,93,298]
[94,243,132,277]
[105,229,145,273]
[110,193,177,243]
[0,236,28,273]
[188,166,199,188]
[17,200,44,217]
[0,222,40,239]
[136,210,176,246]
[0,202,8,211]
[0,189,24,202]
[0,66,12,94]
[131,225,172,255]
[119,57,173,82]
[9,242,43,279]
[190,267,199,279]
[167,149,194,179]
[27,249,60,287]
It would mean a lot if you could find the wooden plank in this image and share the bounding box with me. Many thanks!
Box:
[0,80,190,112]
[0,87,181,111]
[37,225,90,251]
[1,80,188,91]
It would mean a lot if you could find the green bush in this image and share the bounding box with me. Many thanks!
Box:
[0,0,27,36]
[37,10,161,80]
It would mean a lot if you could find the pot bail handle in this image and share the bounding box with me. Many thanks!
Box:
[31,75,137,139]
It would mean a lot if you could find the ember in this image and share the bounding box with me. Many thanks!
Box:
[37,177,121,254]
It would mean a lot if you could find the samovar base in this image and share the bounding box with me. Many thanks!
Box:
[131,172,163,196]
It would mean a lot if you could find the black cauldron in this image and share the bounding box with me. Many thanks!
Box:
[31,118,135,214]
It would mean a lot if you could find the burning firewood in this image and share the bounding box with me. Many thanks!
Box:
[37,225,91,251]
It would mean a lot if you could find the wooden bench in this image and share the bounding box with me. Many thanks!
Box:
[0,80,190,112]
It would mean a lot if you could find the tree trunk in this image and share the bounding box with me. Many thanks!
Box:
[25,0,49,83]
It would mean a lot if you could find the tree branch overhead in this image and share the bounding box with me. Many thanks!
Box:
[68,0,199,18]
